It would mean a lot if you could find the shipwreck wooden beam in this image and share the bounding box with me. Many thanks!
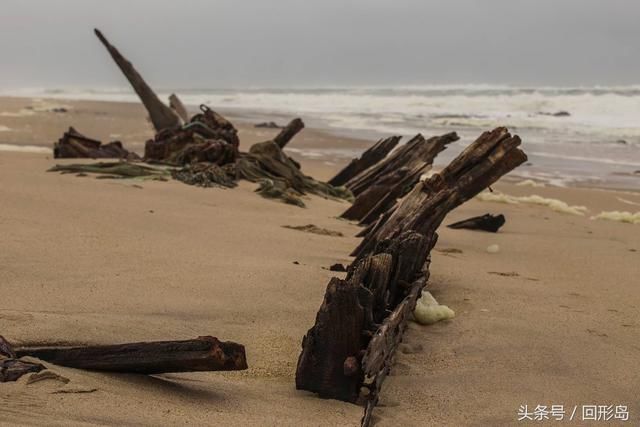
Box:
[296,231,430,402]
[15,336,247,374]
[447,213,506,233]
[94,29,181,132]
[0,336,45,383]
[352,127,527,258]
[341,132,459,225]
[328,136,401,187]
[361,275,428,427]
[0,336,15,359]
[169,93,190,123]
[345,132,459,197]
[53,127,138,159]
[274,118,305,149]
[1,359,45,383]
[297,127,527,425]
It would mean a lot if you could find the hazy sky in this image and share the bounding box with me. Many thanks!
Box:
[1,0,638,88]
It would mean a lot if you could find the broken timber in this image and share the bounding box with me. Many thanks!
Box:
[447,213,506,233]
[54,127,139,160]
[273,118,305,149]
[328,136,401,187]
[169,93,190,123]
[353,127,526,258]
[341,132,459,225]
[0,336,45,383]
[94,28,181,132]
[295,127,527,426]
[15,336,247,374]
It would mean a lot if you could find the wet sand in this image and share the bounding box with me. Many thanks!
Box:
[0,97,639,426]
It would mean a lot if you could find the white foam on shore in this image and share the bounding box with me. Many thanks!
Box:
[414,291,455,325]
[477,191,588,216]
[0,144,49,154]
[515,179,545,188]
[0,110,34,117]
[616,197,640,207]
[592,211,640,224]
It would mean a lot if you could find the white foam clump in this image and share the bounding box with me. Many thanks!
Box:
[592,211,640,224]
[476,191,588,216]
[486,244,500,254]
[413,291,455,325]
[515,179,545,188]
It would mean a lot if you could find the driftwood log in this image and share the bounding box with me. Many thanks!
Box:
[169,93,190,123]
[341,132,459,225]
[53,127,139,160]
[447,213,506,233]
[328,136,401,187]
[15,336,247,374]
[273,118,305,149]
[296,127,526,426]
[94,29,180,132]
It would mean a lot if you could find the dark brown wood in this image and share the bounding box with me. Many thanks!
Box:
[144,105,239,166]
[273,118,305,148]
[15,336,247,374]
[94,29,181,132]
[447,213,506,233]
[296,231,429,402]
[0,336,45,383]
[169,93,190,123]
[341,132,459,224]
[0,336,16,359]
[1,359,45,382]
[54,127,139,160]
[296,127,527,426]
[345,132,459,196]
[328,136,401,187]
[295,277,370,402]
[361,275,428,427]
[352,127,527,258]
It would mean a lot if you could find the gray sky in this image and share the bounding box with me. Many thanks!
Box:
[1,0,638,88]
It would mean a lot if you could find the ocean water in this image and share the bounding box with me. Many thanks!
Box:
[5,85,640,188]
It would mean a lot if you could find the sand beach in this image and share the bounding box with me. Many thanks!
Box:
[0,97,638,425]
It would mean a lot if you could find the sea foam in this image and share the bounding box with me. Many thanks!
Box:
[477,191,588,216]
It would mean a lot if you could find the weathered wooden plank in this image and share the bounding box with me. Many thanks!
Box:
[169,93,190,123]
[16,336,247,374]
[328,136,401,187]
[341,132,459,225]
[0,336,45,383]
[94,29,181,132]
[352,127,526,258]
[274,118,305,149]
[345,132,459,196]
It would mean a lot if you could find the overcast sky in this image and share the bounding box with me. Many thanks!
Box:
[1,0,638,88]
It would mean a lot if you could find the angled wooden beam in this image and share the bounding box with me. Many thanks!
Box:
[94,28,181,132]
